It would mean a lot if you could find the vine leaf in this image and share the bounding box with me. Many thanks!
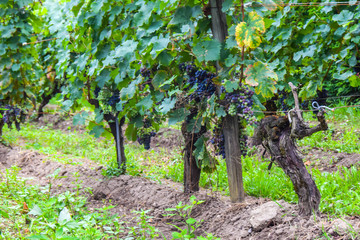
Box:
[194,137,218,173]
[168,108,190,126]
[332,10,354,25]
[235,11,265,49]
[73,112,89,126]
[159,97,176,114]
[245,62,278,98]
[89,124,105,138]
[193,40,221,62]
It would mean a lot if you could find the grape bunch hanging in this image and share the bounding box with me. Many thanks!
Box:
[211,83,255,158]
[137,119,156,150]
[179,63,217,101]
[94,86,120,114]
[0,105,26,131]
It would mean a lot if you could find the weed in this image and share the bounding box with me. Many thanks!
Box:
[0,165,124,239]
[164,195,218,240]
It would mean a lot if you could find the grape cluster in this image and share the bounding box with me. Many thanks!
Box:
[137,119,156,150]
[1,105,25,131]
[300,101,309,110]
[139,66,156,90]
[94,87,101,98]
[222,84,255,121]
[180,63,217,101]
[137,131,156,150]
[239,130,248,156]
[210,124,225,158]
[108,92,119,107]
[278,90,289,111]
[140,67,151,78]
[210,83,255,159]
[96,87,120,113]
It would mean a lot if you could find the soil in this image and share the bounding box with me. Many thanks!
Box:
[1,145,359,239]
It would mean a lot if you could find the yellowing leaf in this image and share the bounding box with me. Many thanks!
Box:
[235,11,266,49]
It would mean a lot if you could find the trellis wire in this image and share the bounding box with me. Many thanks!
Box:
[252,104,360,114]
[243,1,360,8]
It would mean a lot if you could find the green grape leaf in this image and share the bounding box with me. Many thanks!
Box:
[150,36,170,57]
[193,137,218,173]
[332,10,354,25]
[169,6,202,25]
[89,125,105,138]
[152,71,168,89]
[223,79,239,93]
[222,0,233,12]
[125,123,137,141]
[73,112,89,126]
[157,51,172,66]
[193,40,221,62]
[245,62,278,98]
[114,40,138,58]
[61,100,73,111]
[333,71,353,80]
[216,106,226,117]
[136,95,153,110]
[168,108,190,126]
[96,69,111,88]
[299,80,319,99]
[186,117,202,133]
[235,11,265,49]
[58,207,71,224]
[159,97,176,114]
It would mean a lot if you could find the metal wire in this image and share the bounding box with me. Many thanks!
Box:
[253,104,360,114]
[244,1,360,8]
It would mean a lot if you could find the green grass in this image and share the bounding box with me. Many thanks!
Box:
[0,166,123,239]
[3,121,360,217]
[298,128,360,154]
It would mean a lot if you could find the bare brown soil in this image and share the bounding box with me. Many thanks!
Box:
[1,145,359,239]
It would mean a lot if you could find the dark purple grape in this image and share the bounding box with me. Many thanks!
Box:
[108,95,119,106]
[94,87,101,98]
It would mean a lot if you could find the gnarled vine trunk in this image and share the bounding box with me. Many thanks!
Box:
[181,110,207,193]
[252,103,328,215]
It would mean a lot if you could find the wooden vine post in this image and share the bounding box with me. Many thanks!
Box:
[210,0,245,202]
[252,82,328,215]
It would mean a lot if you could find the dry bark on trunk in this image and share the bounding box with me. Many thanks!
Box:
[181,113,207,193]
[252,84,328,215]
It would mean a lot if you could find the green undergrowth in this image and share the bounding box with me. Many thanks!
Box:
[2,122,360,217]
[0,166,123,239]
[0,166,219,240]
